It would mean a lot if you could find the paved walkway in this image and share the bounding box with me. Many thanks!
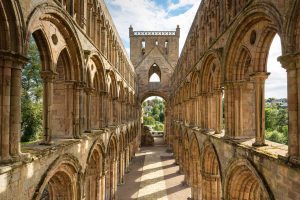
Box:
[116,137,191,200]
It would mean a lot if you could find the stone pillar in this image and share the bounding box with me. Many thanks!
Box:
[251,72,269,146]
[85,88,94,132]
[0,54,27,162]
[101,27,107,57]
[100,173,106,200]
[214,89,223,134]
[10,62,23,158]
[40,71,56,145]
[278,54,300,161]
[73,82,83,138]
[125,147,130,172]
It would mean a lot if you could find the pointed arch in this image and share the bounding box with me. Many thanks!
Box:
[0,0,23,53]
[26,4,84,81]
[148,63,161,82]
[33,154,81,200]
[201,141,222,200]
[224,3,283,80]
[225,159,273,200]
[189,133,202,200]
[85,139,105,200]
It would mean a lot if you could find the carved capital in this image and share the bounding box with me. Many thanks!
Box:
[278,52,300,70]
[40,71,57,82]
[250,72,270,82]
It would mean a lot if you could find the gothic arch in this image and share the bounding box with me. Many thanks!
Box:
[224,3,283,80]
[148,63,161,82]
[84,139,105,200]
[189,133,202,200]
[0,0,23,53]
[200,141,222,200]
[106,133,118,200]
[26,4,84,81]
[224,159,273,200]
[183,130,190,184]
[286,1,300,52]
[33,154,82,200]
[199,50,222,132]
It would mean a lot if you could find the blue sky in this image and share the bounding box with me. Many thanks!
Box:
[104,0,287,98]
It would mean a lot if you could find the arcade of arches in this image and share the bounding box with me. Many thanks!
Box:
[0,0,300,200]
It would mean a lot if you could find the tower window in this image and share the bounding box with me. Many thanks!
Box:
[149,63,161,82]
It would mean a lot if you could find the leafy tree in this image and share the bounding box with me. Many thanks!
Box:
[143,116,155,126]
[142,97,165,131]
[265,103,288,145]
[21,36,43,142]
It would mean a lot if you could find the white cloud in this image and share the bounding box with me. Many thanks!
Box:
[266,34,287,98]
[105,1,286,99]
[104,0,200,55]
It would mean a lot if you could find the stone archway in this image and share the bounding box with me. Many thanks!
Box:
[84,141,105,200]
[225,159,272,200]
[106,134,118,200]
[190,134,202,200]
[201,141,222,200]
[34,154,81,200]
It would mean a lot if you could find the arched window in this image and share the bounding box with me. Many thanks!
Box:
[141,39,146,55]
[165,40,168,54]
[148,63,161,82]
[155,40,158,46]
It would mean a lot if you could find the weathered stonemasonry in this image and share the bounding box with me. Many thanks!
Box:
[130,27,180,145]
[1,0,300,200]
[0,0,139,199]
[169,0,300,199]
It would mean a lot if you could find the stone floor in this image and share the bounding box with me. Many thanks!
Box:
[116,137,191,200]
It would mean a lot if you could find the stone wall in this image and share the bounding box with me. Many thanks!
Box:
[169,0,300,199]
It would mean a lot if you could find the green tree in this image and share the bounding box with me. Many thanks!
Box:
[143,116,155,126]
[21,36,43,142]
[142,97,165,131]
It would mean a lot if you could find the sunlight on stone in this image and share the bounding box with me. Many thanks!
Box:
[0,174,7,194]
[77,143,82,153]
[27,163,34,178]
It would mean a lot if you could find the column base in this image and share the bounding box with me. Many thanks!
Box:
[252,141,267,147]
[289,156,300,166]
[39,141,54,145]
[0,153,31,165]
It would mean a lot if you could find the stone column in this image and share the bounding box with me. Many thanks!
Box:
[10,61,24,158]
[40,71,56,145]
[112,98,118,125]
[214,89,223,134]
[251,72,269,146]
[85,87,94,132]
[100,173,106,200]
[278,54,300,161]
[0,54,27,162]
[73,82,83,138]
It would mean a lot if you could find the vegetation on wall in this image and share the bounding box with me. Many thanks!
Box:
[265,98,288,145]
[21,36,43,142]
[142,97,165,131]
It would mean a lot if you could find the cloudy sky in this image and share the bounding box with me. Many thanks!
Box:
[104,0,287,99]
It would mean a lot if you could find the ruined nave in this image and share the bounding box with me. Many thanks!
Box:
[0,0,300,199]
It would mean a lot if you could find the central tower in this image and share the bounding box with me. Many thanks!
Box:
[129,26,180,102]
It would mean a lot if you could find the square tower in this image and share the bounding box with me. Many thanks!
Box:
[129,26,180,68]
